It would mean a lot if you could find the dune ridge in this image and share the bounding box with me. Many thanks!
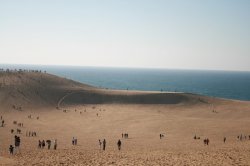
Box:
[0,71,217,110]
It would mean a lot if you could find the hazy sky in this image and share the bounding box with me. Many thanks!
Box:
[0,0,250,71]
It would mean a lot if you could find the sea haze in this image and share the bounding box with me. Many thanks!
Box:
[1,64,250,101]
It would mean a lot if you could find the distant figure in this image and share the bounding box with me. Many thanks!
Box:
[72,137,75,145]
[224,137,226,143]
[194,135,197,140]
[117,139,121,150]
[42,140,45,148]
[46,140,51,149]
[99,139,102,150]
[38,140,42,148]
[207,139,210,145]
[54,140,57,150]
[204,139,207,145]
[9,145,14,155]
[103,139,106,151]
[122,133,123,138]
[75,138,77,145]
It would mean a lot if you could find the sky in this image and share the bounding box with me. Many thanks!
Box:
[0,0,250,71]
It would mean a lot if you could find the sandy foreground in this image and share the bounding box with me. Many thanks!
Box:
[1,102,250,166]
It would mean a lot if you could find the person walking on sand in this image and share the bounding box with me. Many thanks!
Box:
[38,140,42,148]
[75,138,77,145]
[9,145,14,155]
[54,139,57,150]
[99,139,102,150]
[224,137,226,143]
[117,139,122,150]
[103,139,106,151]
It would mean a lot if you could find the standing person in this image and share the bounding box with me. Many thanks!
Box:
[117,139,122,150]
[75,138,77,145]
[54,139,57,150]
[47,140,51,149]
[224,137,226,143]
[72,137,75,145]
[9,145,14,155]
[103,139,106,151]
[38,140,42,148]
[42,140,45,148]
[99,139,102,150]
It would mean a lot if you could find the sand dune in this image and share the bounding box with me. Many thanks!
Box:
[0,71,212,109]
[1,71,250,165]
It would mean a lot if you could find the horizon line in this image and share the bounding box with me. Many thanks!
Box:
[0,63,250,73]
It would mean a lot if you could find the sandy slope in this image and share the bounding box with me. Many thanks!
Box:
[0,72,250,165]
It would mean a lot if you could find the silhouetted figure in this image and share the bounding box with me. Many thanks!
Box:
[46,140,51,149]
[9,145,14,155]
[224,137,226,143]
[117,139,121,150]
[99,139,102,149]
[54,140,57,150]
[75,138,77,145]
[72,137,75,145]
[42,140,45,148]
[122,133,123,138]
[103,139,106,151]
[204,139,207,145]
[38,140,42,148]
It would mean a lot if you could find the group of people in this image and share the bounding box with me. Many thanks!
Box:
[9,135,21,155]
[237,134,250,141]
[160,134,165,139]
[98,139,122,151]
[99,139,106,150]
[72,137,78,145]
[122,133,129,138]
[38,139,57,150]
[26,131,37,137]
[203,138,210,145]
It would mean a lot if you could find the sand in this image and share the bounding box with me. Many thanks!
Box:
[1,71,250,165]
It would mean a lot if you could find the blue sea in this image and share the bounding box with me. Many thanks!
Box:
[1,64,250,101]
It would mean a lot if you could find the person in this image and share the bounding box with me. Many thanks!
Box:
[75,138,77,145]
[42,140,45,148]
[122,133,123,138]
[72,137,75,145]
[224,137,226,143]
[99,139,102,150]
[160,134,162,139]
[207,139,210,145]
[54,139,57,150]
[9,145,14,155]
[103,139,106,151]
[117,139,121,150]
[47,140,51,149]
[38,140,42,148]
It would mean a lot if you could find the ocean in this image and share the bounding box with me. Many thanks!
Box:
[1,64,250,101]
